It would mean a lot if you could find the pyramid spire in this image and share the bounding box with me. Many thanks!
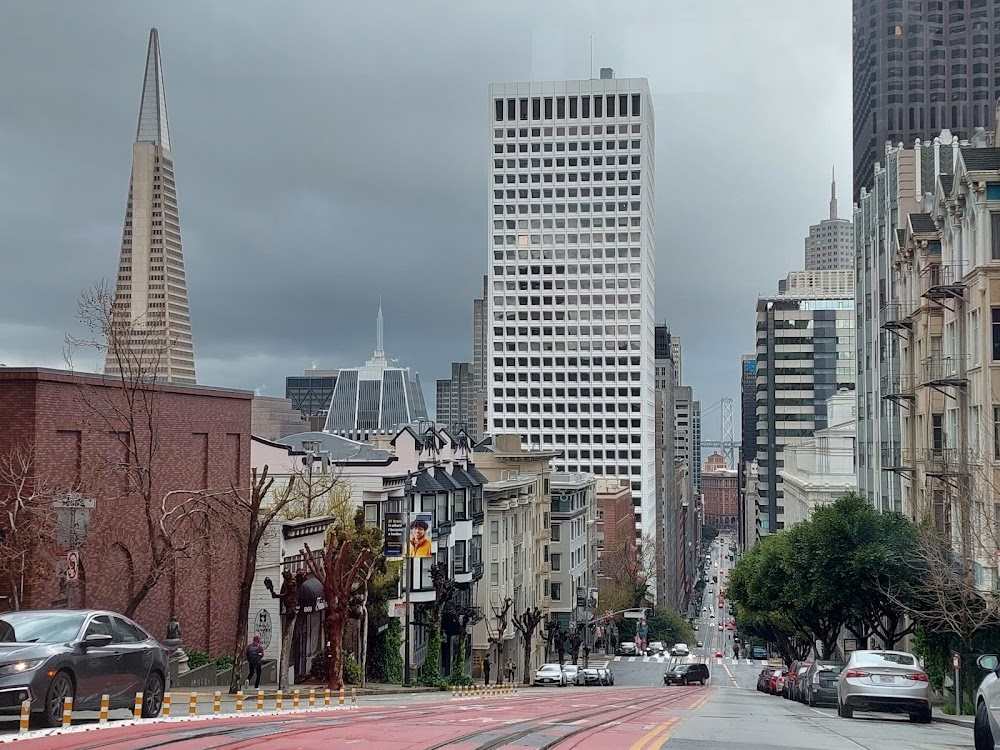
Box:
[136,28,171,151]
[376,299,385,356]
[829,166,838,220]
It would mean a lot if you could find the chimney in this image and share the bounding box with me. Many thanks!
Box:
[599,67,614,80]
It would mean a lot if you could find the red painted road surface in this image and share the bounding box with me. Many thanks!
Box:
[21,686,711,749]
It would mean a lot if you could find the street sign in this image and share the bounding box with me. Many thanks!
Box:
[54,493,96,510]
[623,609,646,620]
[953,653,960,670]
[66,550,80,582]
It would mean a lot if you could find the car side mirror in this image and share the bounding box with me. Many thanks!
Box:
[82,633,114,649]
[978,654,1000,672]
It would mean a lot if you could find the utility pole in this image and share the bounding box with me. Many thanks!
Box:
[402,471,413,688]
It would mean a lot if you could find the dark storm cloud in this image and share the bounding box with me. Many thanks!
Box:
[0,1,850,434]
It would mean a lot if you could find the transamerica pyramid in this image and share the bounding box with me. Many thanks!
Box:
[105,28,197,384]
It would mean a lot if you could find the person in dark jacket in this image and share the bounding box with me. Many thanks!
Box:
[482,655,491,686]
[246,635,264,688]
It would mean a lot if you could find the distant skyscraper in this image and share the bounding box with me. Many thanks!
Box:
[852,0,1000,199]
[740,355,756,468]
[323,304,429,440]
[692,400,702,494]
[472,275,488,439]
[436,362,476,437]
[106,29,196,384]
[804,170,853,270]
[486,72,656,546]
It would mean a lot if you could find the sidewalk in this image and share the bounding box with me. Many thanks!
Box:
[177,683,442,699]
[931,706,974,728]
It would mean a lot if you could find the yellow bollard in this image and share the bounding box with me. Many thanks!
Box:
[309,688,315,708]
[189,693,198,717]
[257,690,264,712]
[18,700,30,734]
[236,690,243,713]
[133,691,144,720]
[338,687,345,708]
[61,696,73,728]
[163,693,171,717]
[213,691,221,714]
[99,694,110,723]
[293,689,300,709]
[324,688,331,707]
[351,688,357,709]
[275,690,283,711]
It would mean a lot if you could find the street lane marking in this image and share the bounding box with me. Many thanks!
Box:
[629,717,679,750]
[722,661,739,687]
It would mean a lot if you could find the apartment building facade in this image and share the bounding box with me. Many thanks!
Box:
[548,473,598,629]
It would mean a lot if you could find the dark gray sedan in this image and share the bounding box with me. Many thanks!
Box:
[0,610,170,727]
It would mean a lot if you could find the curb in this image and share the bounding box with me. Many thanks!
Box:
[932,713,974,728]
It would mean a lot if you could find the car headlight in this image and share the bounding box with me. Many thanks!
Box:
[0,660,44,677]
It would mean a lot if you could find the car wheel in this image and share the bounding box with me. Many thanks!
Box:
[142,672,164,718]
[41,671,74,728]
[700,678,706,686]
[976,700,994,750]
[838,698,853,719]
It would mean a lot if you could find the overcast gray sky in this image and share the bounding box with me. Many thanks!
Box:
[0,1,850,444]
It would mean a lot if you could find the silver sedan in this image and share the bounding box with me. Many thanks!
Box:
[836,650,931,723]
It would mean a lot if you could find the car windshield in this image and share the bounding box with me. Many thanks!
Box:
[0,612,86,643]
[816,662,845,673]
[538,665,560,672]
[670,665,690,672]
[854,652,915,667]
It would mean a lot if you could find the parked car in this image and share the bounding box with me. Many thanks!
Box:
[575,668,603,686]
[975,653,1000,749]
[0,609,170,727]
[836,650,931,722]
[757,667,776,692]
[769,666,788,695]
[596,667,614,686]
[562,665,580,686]
[616,642,639,657]
[664,663,709,686]
[786,660,812,700]
[751,646,768,660]
[718,624,724,632]
[533,663,566,687]
[648,641,665,655]
[670,643,690,657]
[696,640,704,649]
[803,661,845,707]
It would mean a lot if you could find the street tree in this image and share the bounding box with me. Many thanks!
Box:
[301,498,382,690]
[223,467,298,693]
[418,561,456,686]
[512,607,545,684]
[487,597,514,684]
[0,441,59,610]
[264,569,306,690]
[66,280,234,618]
[449,603,481,685]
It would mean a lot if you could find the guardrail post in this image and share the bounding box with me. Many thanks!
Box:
[213,691,221,714]
[99,694,110,723]
[257,690,264,712]
[293,689,300,709]
[189,693,197,717]
[133,691,144,720]
[61,696,73,728]
[19,700,30,734]
[276,690,283,711]
[324,688,331,707]
[338,687,345,708]
[163,692,171,717]
[309,688,315,708]
[236,690,243,713]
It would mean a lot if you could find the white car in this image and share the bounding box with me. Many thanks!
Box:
[975,654,1000,748]
[533,663,566,687]
[562,665,579,685]
[671,643,690,657]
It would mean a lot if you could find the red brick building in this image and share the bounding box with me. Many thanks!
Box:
[0,368,252,656]
[701,452,739,531]
[595,478,635,582]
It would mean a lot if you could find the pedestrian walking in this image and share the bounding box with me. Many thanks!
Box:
[245,635,264,689]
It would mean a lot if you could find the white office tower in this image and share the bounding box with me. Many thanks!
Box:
[486,70,656,556]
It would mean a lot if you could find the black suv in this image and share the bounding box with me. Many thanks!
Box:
[664,663,710,686]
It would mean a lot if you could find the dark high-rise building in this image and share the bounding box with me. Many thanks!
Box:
[285,370,338,418]
[740,355,757,468]
[853,0,999,199]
